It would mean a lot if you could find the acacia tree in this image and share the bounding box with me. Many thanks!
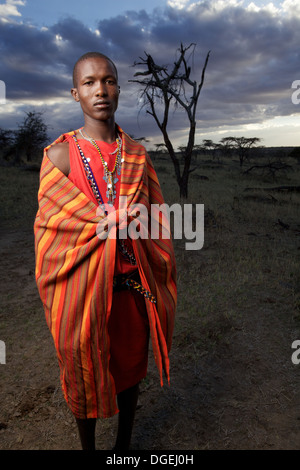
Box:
[220,136,261,167]
[201,139,222,160]
[0,129,14,160]
[155,143,167,153]
[130,43,210,198]
[14,111,49,164]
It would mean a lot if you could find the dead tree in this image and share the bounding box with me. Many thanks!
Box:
[129,43,210,198]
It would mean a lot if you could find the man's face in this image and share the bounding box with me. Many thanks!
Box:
[71,57,119,123]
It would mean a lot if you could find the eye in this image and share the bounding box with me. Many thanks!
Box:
[84,81,93,85]
[106,79,116,85]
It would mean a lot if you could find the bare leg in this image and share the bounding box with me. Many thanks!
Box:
[75,417,96,450]
[114,383,140,451]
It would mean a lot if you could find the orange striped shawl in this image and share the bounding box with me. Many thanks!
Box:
[34,126,177,419]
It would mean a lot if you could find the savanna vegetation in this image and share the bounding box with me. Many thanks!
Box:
[0,139,299,449]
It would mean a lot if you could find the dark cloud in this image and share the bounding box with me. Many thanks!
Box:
[0,1,299,145]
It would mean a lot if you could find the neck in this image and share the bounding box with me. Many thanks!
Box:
[82,118,117,143]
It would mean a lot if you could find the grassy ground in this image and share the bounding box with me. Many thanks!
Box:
[0,151,299,449]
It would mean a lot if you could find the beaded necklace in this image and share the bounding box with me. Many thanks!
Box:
[72,134,105,206]
[72,131,137,267]
[79,127,123,206]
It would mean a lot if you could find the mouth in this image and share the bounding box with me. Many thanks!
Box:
[94,101,110,109]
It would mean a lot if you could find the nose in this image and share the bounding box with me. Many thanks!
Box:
[95,81,108,97]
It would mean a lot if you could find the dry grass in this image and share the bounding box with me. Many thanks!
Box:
[0,153,299,450]
[157,153,299,324]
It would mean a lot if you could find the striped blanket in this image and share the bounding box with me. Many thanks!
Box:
[34,127,177,419]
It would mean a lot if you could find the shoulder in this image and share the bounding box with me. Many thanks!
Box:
[47,141,70,176]
[121,131,148,156]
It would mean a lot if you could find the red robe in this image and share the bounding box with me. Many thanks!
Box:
[34,126,177,419]
[67,132,149,396]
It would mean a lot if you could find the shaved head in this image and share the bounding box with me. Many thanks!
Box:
[72,52,118,87]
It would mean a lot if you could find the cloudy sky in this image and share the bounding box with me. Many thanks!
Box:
[0,0,299,149]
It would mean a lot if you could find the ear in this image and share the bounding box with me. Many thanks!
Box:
[71,88,80,102]
[118,86,120,94]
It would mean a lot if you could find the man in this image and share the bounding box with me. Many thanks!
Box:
[34,52,177,450]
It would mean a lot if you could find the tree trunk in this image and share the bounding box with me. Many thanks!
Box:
[161,128,181,186]
[179,172,189,198]
[13,146,21,165]
[179,121,196,198]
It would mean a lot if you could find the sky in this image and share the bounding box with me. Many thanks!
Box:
[0,0,299,149]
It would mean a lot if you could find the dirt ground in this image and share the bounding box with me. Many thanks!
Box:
[0,164,300,451]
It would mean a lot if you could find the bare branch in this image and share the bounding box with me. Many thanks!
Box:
[129,43,210,197]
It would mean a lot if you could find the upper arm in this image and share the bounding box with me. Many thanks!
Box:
[47,142,70,176]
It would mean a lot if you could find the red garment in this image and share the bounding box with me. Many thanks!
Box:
[66,133,149,394]
[66,134,136,278]
[35,127,177,419]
